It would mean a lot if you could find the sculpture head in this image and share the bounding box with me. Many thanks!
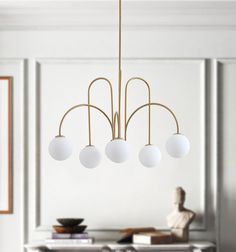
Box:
[173,187,185,209]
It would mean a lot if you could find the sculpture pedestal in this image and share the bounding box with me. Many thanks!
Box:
[171,228,189,242]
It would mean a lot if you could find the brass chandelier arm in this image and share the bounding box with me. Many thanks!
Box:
[125,77,151,144]
[125,102,180,141]
[88,77,114,145]
[58,104,113,140]
[113,112,120,139]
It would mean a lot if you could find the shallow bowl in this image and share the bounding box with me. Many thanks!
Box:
[57,218,84,227]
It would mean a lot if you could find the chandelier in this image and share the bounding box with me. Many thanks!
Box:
[48,0,190,168]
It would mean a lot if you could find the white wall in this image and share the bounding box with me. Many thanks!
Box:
[0,1,235,252]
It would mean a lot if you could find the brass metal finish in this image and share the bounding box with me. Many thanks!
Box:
[118,0,122,138]
[118,0,122,75]
[54,0,183,150]
[58,104,113,139]
[125,77,151,144]
[88,77,114,145]
[125,102,180,140]
[113,112,120,139]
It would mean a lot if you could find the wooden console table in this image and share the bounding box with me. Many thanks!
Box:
[25,241,215,252]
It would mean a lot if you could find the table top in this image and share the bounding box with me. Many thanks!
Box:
[25,240,215,251]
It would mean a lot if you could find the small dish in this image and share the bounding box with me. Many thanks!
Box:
[53,225,87,234]
[57,218,84,227]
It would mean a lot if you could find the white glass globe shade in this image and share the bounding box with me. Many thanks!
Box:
[139,145,162,167]
[79,145,101,168]
[105,139,131,163]
[166,134,190,158]
[49,136,73,161]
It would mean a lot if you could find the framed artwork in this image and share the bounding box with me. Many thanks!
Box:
[0,77,12,214]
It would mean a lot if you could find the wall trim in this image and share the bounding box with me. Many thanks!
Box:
[213,58,236,252]
[1,1,236,30]
[0,58,27,252]
[21,59,28,252]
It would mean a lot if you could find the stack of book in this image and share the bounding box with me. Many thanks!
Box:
[47,232,94,244]
[47,218,94,244]
[118,227,156,243]
[118,227,172,245]
[133,231,172,245]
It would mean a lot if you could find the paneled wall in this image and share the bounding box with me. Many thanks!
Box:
[216,60,236,252]
[0,59,26,252]
[0,1,236,252]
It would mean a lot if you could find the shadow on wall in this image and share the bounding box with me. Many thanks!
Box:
[220,195,236,252]
[193,212,204,228]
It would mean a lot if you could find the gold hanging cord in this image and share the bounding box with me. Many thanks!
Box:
[118,0,122,138]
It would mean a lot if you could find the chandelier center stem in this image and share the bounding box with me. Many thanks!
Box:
[118,0,122,138]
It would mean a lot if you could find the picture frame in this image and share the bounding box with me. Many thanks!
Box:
[0,77,12,214]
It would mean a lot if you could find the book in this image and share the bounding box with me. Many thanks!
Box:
[133,231,172,245]
[71,233,90,239]
[46,238,94,244]
[117,233,133,244]
[52,233,71,239]
[52,232,89,239]
[121,227,156,234]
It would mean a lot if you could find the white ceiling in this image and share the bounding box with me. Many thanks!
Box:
[0,0,236,30]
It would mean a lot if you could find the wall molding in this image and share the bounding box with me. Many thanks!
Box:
[0,58,27,252]
[1,1,236,30]
[213,59,236,252]
[30,57,208,234]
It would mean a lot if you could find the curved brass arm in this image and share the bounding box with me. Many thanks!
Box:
[88,77,114,145]
[58,104,113,140]
[125,102,180,141]
[125,77,151,144]
[113,112,120,139]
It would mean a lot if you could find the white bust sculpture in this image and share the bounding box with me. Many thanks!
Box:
[167,187,195,242]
